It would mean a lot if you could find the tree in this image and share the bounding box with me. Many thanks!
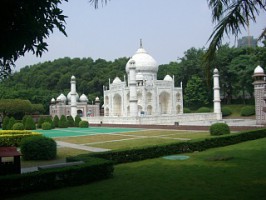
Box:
[184,75,209,108]
[59,115,68,128]
[206,0,266,62]
[53,115,60,128]
[0,0,68,79]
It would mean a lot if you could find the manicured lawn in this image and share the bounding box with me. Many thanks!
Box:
[12,137,266,200]
[55,130,212,150]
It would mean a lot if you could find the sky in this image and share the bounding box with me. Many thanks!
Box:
[15,0,265,71]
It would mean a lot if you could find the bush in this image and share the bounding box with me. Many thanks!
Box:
[183,108,191,113]
[197,107,211,113]
[2,116,9,130]
[240,106,255,116]
[221,107,232,117]
[53,115,59,128]
[75,115,82,127]
[12,122,24,130]
[0,131,41,147]
[79,120,89,128]
[0,157,113,196]
[59,115,68,128]
[67,116,75,127]
[24,116,36,130]
[45,117,54,129]
[37,117,45,128]
[42,122,52,130]
[209,123,230,136]
[20,136,57,160]
[7,117,16,130]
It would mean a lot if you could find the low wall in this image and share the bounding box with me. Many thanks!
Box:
[83,113,219,126]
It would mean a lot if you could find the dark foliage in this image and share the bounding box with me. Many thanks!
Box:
[20,136,57,160]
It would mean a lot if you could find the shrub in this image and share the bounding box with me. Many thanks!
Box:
[24,116,36,130]
[0,131,41,147]
[197,107,211,113]
[45,117,54,129]
[75,115,82,127]
[79,120,89,128]
[240,106,255,116]
[59,115,68,128]
[22,115,27,127]
[42,122,52,130]
[67,116,75,127]
[7,117,16,130]
[209,123,230,136]
[20,136,57,160]
[37,117,45,128]
[12,122,24,130]
[183,108,191,113]
[221,107,232,117]
[53,115,59,127]
[2,116,9,130]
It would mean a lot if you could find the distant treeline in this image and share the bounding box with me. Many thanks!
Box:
[0,44,265,113]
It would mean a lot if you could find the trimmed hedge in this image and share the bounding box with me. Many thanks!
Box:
[79,120,89,128]
[59,115,68,128]
[197,107,212,113]
[221,107,232,117]
[0,131,41,147]
[0,157,114,196]
[241,106,255,116]
[12,122,24,130]
[209,123,230,136]
[67,128,266,165]
[42,122,52,130]
[20,136,57,160]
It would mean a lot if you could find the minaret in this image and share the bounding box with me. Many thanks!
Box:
[70,75,77,118]
[253,65,266,125]
[213,68,222,120]
[128,59,138,117]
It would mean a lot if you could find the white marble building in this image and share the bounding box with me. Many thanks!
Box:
[49,76,100,119]
[50,42,222,125]
[103,43,183,117]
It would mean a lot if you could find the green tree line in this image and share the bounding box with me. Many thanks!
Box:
[0,45,265,113]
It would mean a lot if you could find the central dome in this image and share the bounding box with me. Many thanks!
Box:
[126,46,158,74]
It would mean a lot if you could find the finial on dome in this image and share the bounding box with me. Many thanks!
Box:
[140,39,143,48]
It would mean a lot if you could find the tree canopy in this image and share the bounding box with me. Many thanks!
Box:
[0,0,67,79]
[206,0,266,61]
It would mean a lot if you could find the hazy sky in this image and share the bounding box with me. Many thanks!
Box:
[15,0,265,71]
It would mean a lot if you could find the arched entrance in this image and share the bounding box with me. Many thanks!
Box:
[113,94,122,116]
[159,92,170,114]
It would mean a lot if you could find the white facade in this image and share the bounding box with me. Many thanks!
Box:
[253,65,266,125]
[49,76,100,119]
[103,44,183,118]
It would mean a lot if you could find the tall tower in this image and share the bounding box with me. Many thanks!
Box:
[70,75,77,118]
[253,65,266,125]
[128,59,138,117]
[213,68,222,120]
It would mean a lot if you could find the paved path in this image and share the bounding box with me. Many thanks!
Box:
[56,141,110,152]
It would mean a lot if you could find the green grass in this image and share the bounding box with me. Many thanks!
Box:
[12,137,266,200]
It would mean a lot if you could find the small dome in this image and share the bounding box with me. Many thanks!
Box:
[56,93,67,102]
[254,65,264,74]
[214,68,219,74]
[51,98,55,103]
[164,75,173,81]
[80,94,88,102]
[113,77,122,84]
[67,91,79,102]
[95,96,100,101]
[71,75,76,80]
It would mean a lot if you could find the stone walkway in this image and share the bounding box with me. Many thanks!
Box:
[56,141,110,152]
